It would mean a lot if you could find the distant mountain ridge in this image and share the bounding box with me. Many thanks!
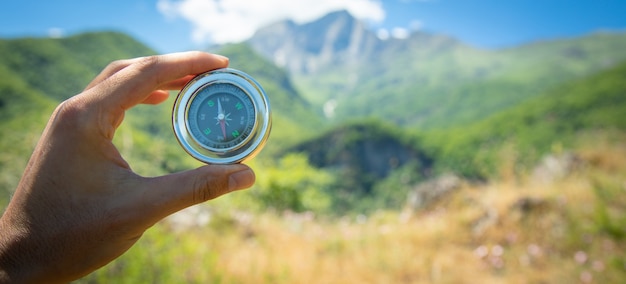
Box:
[248,10,463,76]
[249,10,381,74]
[246,10,626,130]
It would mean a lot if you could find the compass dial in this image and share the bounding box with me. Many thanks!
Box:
[187,83,256,150]
[172,68,271,164]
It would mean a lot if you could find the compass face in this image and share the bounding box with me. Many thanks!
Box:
[187,83,256,151]
[172,68,271,164]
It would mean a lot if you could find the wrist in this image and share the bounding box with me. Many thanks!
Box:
[0,214,43,284]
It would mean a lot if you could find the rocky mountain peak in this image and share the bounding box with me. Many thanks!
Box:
[248,9,380,74]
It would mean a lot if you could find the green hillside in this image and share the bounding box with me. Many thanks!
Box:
[0,64,56,204]
[426,59,626,177]
[0,32,155,101]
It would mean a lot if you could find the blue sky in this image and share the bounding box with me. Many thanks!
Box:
[1,0,625,53]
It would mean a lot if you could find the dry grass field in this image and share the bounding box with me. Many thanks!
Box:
[80,132,626,283]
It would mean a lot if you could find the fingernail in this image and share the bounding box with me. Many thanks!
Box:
[228,168,255,191]
[215,54,229,62]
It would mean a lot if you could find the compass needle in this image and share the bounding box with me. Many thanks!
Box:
[217,99,227,138]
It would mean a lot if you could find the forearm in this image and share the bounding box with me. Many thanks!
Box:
[0,205,102,284]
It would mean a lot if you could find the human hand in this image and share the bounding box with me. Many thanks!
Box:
[0,52,256,283]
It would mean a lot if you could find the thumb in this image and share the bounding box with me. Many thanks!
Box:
[138,164,255,222]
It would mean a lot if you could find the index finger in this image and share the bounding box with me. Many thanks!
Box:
[86,51,229,111]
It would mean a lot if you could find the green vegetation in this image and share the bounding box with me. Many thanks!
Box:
[287,119,431,214]
[1,31,626,283]
[0,32,155,101]
[426,60,626,178]
[0,63,56,205]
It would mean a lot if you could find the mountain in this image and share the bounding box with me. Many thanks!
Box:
[247,11,626,130]
[248,10,381,75]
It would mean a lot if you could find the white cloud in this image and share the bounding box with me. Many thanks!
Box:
[391,27,410,39]
[376,28,390,40]
[47,27,64,38]
[409,20,423,31]
[157,0,385,44]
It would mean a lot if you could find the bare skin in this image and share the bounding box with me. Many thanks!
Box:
[0,52,256,283]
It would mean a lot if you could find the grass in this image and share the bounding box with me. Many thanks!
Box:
[76,131,626,283]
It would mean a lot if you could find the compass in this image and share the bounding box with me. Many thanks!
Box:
[172,68,271,164]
